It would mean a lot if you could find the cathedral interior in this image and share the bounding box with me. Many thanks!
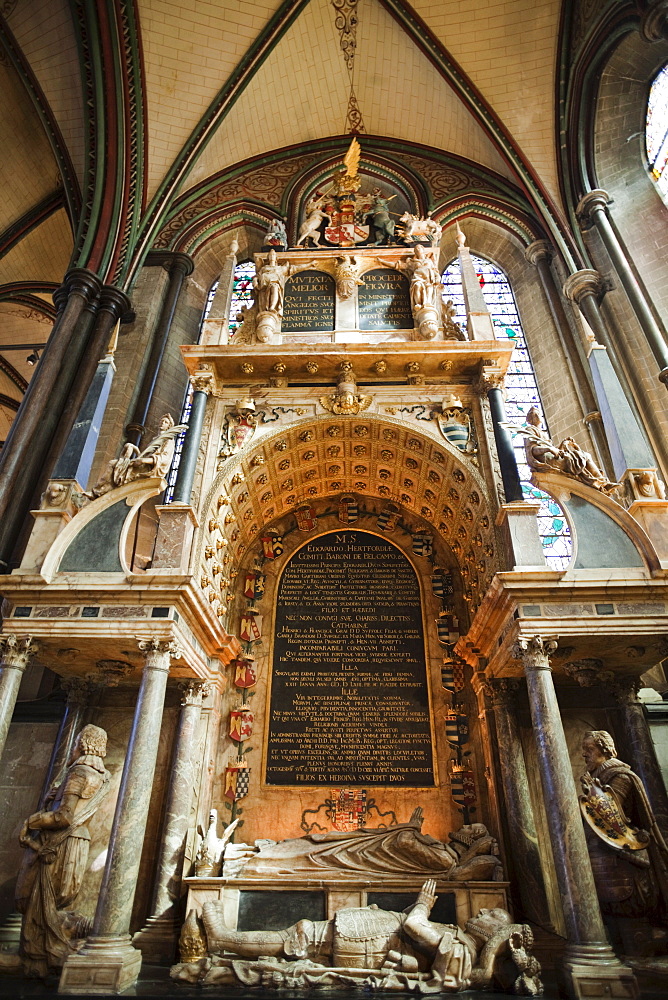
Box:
[2,0,668,996]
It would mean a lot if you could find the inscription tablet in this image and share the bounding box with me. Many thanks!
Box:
[267,530,434,786]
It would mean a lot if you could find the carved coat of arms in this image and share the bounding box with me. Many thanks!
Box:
[229,707,254,743]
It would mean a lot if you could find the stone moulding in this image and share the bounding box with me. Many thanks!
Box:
[39,477,165,583]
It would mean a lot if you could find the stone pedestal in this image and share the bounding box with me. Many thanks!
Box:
[59,639,181,994]
[0,636,38,762]
[152,504,199,571]
[628,499,668,566]
[133,679,208,964]
[514,636,638,1000]
[496,502,546,569]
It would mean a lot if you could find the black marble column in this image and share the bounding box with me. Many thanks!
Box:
[485,376,523,502]
[0,270,102,568]
[171,370,212,505]
[490,678,551,927]
[577,190,668,389]
[0,636,39,763]
[133,679,208,963]
[59,639,182,995]
[514,636,638,999]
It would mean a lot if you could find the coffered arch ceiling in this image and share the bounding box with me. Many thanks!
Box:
[1,0,596,287]
[198,416,501,627]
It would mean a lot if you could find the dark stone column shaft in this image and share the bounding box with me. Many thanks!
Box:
[44,286,131,485]
[126,254,193,446]
[90,639,180,940]
[613,684,668,836]
[487,383,523,502]
[171,387,208,505]
[0,270,102,566]
[492,679,551,927]
[0,637,38,763]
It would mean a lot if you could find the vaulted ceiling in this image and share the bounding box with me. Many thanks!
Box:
[0,0,640,420]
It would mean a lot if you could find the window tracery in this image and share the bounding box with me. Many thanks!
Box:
[442,255,572,569]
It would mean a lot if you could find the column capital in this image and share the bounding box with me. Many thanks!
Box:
[98,285,133,323]
[63,267,104,304]
[94,658,134,687]
[189,363,216,395]
[576,189,611,226]
[489,677,521,706]
[608,674,641,705]
[137,638,183,668]
[524,240,554,267]
[512,635,557,671]
[179,679,210,707]
[562,268,605,304]
[61,675,99,706]
[641,0,668,41]
[0,634,38,671]
[562,658,607,687]
[145,250,194,278]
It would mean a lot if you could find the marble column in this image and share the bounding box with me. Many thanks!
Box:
[490,678,551,927]
[133,679,208,963]
[514,636,638,999]
[59,639,181,995]
[524,240,612,474]
[0,636,38,763]
[611,676,668,836]
[563,270,656,481]
[577,190,668,388]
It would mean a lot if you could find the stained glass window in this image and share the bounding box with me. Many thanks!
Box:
[647,65,668,199]
[228,260,256,338]
[164,277,220,501]
[442,255,572,569]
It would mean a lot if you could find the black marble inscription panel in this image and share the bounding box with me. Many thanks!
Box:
[358,268,412,330]
[267,530,434,786]
[283,270,335,332]
[238,890,326,931]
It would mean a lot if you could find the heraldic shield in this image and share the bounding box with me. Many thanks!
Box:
[579,777,650,852]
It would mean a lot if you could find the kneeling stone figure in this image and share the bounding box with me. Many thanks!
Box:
[172,879,542,994]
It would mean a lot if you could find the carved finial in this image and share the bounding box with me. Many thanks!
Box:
[456,222,466,248]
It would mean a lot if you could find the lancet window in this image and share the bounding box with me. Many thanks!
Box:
[646,64,668,199]
[229,260,256,338]
[442,255,572,569]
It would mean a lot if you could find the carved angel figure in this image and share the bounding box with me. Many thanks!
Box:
[85,414,186,499]
[253,249,317,313]
[512,407,618,494]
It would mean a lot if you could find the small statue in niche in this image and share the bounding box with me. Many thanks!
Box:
[16,725,111,977]
[320,362,372,417]
[296,195,331,248]
[84,413,186,499]
[253,249,317,341]
[380,245,444,340]
[512,407,619,494]
[334,255,364,299]
[579,730,668,927]
[172,879,542,994]
[441,298,466,340]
